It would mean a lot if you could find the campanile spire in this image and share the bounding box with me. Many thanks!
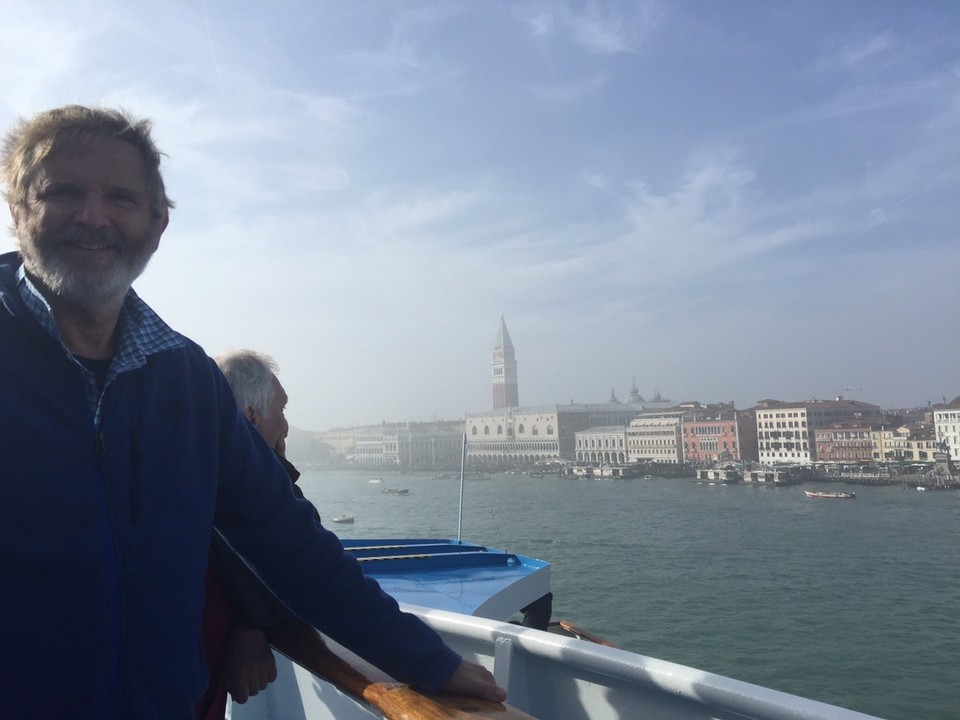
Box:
[492,315,519,409]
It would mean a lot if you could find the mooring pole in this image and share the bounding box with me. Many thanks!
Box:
[457,432,467,543]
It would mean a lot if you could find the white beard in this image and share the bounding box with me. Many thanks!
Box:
[18,222,157,308]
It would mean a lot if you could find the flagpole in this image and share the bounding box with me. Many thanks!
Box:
[457,432,467,543]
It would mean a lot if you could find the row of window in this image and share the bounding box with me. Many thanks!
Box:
[473,454,554,463]
[820,452,872,459]
[818,442,872,449]
[685,425,733,436]
[759,442,810,451]
[577,438,625,449]
[472,424,554,436]
[578,452,628,462]
[690,439,723,451]
[878,441,937,448]
[685,440,737,450]
[469,441,558,450]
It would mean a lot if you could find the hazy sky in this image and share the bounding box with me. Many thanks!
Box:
[2,1,958,431]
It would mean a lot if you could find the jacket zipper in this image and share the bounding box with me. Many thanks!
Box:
[129,427,140,526]
[94,427,123,715]
[96,431,106,470]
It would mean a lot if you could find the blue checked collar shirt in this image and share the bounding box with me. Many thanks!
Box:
[16,265,186,427]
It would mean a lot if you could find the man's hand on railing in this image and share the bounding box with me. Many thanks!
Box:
[263,623,536,719]
[441,660,507,703]
[222,625,278,703]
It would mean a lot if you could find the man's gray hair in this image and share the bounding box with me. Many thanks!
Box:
[1,104,174,217]
[215,350,280,419]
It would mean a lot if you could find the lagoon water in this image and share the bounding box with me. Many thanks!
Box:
[297,470,959,720]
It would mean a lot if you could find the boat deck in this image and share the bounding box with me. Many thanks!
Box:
[343,539,550,620]
[233,538,884,720]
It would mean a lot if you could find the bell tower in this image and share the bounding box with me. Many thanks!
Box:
[492,315,519,409]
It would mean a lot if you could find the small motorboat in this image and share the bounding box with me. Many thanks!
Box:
[804,490,856,499]
[368,478,383,484]
[331,515,354,524]
[381,488,409,495]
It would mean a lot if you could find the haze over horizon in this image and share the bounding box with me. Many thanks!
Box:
[2,1,958,432]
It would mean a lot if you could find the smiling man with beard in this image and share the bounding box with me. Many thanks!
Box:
[7,121,167,361]
[0,105,505,719]
[15,141,161,301]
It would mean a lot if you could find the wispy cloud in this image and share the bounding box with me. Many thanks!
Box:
[352,185,490,247]
[523,0,664,55]
[782,77,942,124]
[808,32,898,74]
[582,173,610,190]
[0,7,100,112]
[289,93,361,129]
[338,9,462,98]
[616,162,757,277]
[528,12,554,37]
[529,73,608,102]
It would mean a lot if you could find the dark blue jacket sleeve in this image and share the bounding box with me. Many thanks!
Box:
[209,379,461,693]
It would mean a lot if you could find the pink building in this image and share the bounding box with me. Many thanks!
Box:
[681,404,757,463]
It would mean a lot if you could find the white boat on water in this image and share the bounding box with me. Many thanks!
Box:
[232,538,884,720]
[804,490,856,499]
[331,515,354,524]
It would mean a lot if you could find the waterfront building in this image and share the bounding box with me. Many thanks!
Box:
[354,427,387,465]
[737,409,759,462]
[814,422,875,463]
[382,422,466,468]
[626,413,684,464]
[311,427,356,456]
[335,421,466,468]
[871,424,939,463]
[582,393,676,426]
[492,316,519,409]
[575,426,629,464]
[755,398,881,466]
[882,407,934,428]
[465,395,675,466]
[680,403,758,464]
[464,316,677,466]
[933,396,960,463]
[466,404,587,465]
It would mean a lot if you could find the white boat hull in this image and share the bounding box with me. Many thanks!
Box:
[232,604,883,720]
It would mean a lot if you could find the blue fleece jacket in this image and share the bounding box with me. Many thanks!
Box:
[0,252,460,719]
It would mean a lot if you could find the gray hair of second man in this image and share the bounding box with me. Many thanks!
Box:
[1,104,174,218]
[215,350,280,420]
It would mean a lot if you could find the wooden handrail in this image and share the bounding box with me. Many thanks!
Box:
[554,620,621,648]
[264,623,536,720]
